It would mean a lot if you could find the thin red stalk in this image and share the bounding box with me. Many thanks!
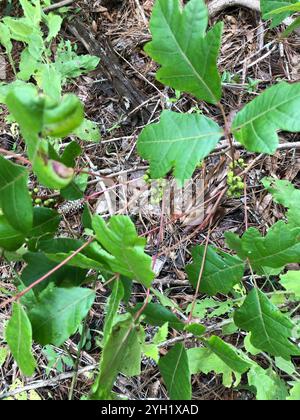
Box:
[0,148,31,166]
[0,237,95,310]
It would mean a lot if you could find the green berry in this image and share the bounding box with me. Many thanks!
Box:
[35,198,42,204]
[33,188,39,194]
[238,158,244,164]
[237,182,244,190]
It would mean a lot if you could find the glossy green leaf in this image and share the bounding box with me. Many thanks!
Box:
[280,271,300,298]
[206,336,251,374]
[28,207,60,243]
[22,252,88,295]
[92,215,155,287]
[146,0,223,104]
[0,155,33,233]
[159,343,191,400]
[186,245,244,295]
[232,82,300,154]
[226,221,300,272]
[28,286,95,346]
[234,288,300,359]
[90,314,137,400]
[43,94,84,139]
[132,302,185,331]
[5,303,36,376]
[137,111,223,185]
[0,215,25,251]
[188,347,241,387]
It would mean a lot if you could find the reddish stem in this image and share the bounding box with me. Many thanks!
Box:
[0,237,95,310]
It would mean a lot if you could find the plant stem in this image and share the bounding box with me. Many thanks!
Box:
[0,237,95,310]
[217,102,236,168]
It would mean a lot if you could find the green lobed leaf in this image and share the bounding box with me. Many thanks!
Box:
[186,245,244,295]
[137,110,223,185]
[248,365,289,400]
[262,177,300,209]
[280,271,300,298]
[92,215,155,287]
[232,82,300,154]
[226,221,300,272]
[145,0,223,104]
[159,343,191,400]
[131,302,185,331]
[0,155,33,233]
[54,40,100,82]
[28,207,60,244]
[28,286,95,346]
[206,336,252,374]
[234,288,300,359]
[187,347,242,388]
[5,303,37,376]
[22,252,88,295]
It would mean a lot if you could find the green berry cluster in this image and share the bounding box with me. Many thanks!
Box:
[227,159,246,198]
[151,179,167,205]
[29,187,56,208]
[143,170,152,185]
[143,171,166,204]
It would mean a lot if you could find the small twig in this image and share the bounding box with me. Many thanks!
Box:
[0,148,30,165]
[43,0,76,12]
[0,365,97,400]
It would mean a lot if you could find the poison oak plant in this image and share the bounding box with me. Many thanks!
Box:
[261,0,300,36]
[0,0,300,401]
